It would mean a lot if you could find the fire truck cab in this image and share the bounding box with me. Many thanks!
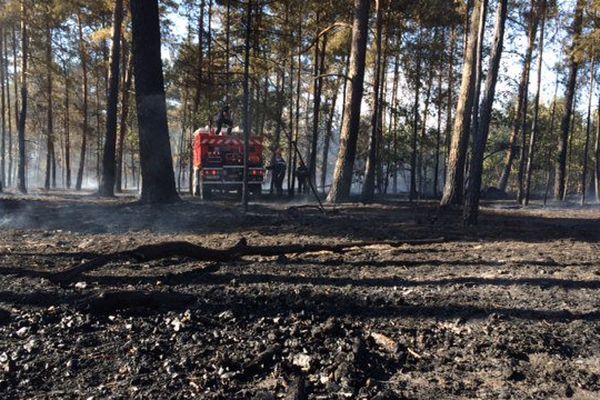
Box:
[192,127,265,199]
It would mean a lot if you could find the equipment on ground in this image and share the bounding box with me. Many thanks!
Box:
[192,128,265,200]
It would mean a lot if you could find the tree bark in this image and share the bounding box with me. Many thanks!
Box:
[326,0,370,203]
[16,0,28,194]
[4,32,12,188]
[440,0,484,207]
[320,87,338,192]
[309,23,327,187]
[581,58,595,206]
[98,0,124,197]
[524,0,546,205]
[44,23,54,191]
[241,0,253,210]
[410,33,423,202]
[75,12,89,191]
[498,0,539,193]
[63,65,71,189]
[130,0,179,203]
[116,41,133,193]
[0,26,5,190]
[554,0,584,201]
[361,0,384,202]
[464,0,508,225]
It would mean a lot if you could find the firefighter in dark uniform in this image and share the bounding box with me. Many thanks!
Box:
[215,105,233,135]
[295,162,309,194]
[267,149,287,196]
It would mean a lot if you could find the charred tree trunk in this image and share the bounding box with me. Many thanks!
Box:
[4,32,12,188]
[362,0,384,202]
[320,87,338,192]
[524,0,547,205]
[327,0,370,203]
[116,42,133,193]
[410,33,423,203]
[554,0,584,201]
[498,0,539,193]
[464,0,508,225]
[0,26,5,190]
[309,17,326,186]
[581,58,595,206]
[75,12,89,191]
[440,0,484,207]
[596,99,600,203]
[44,23,54,191]
[63,66,71,189]
[130,0,179,203]
[98,0,124,197]
[16,0,28,194]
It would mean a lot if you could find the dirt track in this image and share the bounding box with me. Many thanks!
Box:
[0,193,599,399]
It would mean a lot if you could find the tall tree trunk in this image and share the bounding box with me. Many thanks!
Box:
[391,51,400,194]
[0,32,11,186]
[554,0,584,200]
[410,33,423,202]
[581,59,595,205]
[440,0,484,207]
[362,0,383,202]
[116,42,133,193]
[444,27,456,192]
[98,0,124,197]
[433,33,445,197]
[76,12,89,191]
[498,0,539,193]
[130,0,179,203]
[320,88,338,192]
[44,23,54,191]
[0,26,5,190]
[524,0,546,205]
[309,28,327,186]
[595,98,600,203]
[17,0,28,194]
[327,0,370,203]
[464,0,508,225]
[5,32,12,188]
[64,66,71,189]
[241,0,253,210]
[418,64,435,199]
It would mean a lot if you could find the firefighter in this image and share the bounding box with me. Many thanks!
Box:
[215,105,233,135]
[295,162,309,194]
[267,149,287,196]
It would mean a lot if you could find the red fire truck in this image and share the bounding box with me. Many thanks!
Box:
[192,128,265,199]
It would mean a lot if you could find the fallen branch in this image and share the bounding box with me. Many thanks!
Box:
[51,237,445,282]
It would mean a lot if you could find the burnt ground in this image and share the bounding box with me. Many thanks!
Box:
[0,191,599,399]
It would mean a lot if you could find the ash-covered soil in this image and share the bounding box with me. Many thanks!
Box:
[0,192,600,399]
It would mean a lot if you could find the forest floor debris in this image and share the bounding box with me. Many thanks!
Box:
[0,193,600,399]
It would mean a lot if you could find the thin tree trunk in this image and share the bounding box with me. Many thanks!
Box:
[440,0,484,207]
[554,0,584,200]
[581,57,595,206]
[391,52,400,194]
[327,0,370,203]
[433,32,445,197]
[524,0,547,205]
[98,0,124,197]
[116,40,132,193]
[16,0,28,194]
[320,88,338,192]
[130,0,179,203]
[498,0,539,193]
[464,0,508,225]
[410,32,423,202]
[76,12,89,191]
[362,0,383,202]
[44,23,54,191]
[595,100,600,203]
[4,32,12,188]
[309,14,325,185]
[0,26,5,190]
[241,0,253,210]
[418,64,435,200]
[63,65,71,189]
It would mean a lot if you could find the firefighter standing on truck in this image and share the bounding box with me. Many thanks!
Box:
[215,105,233,135]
